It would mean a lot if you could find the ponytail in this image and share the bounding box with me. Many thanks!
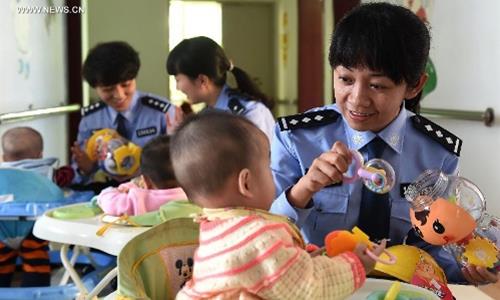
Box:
[230,66,274,110]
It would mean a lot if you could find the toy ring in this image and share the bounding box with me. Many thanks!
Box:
[343,149,395,194]
[366,245,397,265]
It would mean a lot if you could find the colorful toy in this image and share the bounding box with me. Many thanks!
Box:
[85,129,142,177]
[343,149,396,194]
[405,169,500,270]
[325,226,396,265]
[374,245,453,300]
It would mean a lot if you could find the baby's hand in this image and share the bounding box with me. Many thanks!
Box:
[288,141,351,208]
[71,141,96,175]
[353,240,387,274]
[166,105,186,135]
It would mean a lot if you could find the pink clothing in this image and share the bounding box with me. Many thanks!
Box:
[97,181,187,216]
[177,212,366,300]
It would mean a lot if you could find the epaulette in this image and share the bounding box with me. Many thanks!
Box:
[411,115,462,156]
[81,101,105,117]
[278,110,339,131]
[141,96,171,113]
[228,98,246,115]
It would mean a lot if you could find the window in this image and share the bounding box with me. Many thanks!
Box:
[168,1,222,104]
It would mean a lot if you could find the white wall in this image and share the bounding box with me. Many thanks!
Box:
[425,0,500,216]
[362,0,500,216]
[0,0,69,164]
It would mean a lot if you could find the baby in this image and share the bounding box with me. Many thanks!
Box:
[171,111,386,299]
[1,126,74,186]
[97,135,187,216]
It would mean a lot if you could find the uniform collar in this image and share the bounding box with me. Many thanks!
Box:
[107,90,140,123]
[213,84,231,110]
[343,106,407,154]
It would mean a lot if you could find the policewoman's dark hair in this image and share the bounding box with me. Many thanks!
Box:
[83,41,140,88]
[329,3,430,113]
[166,36,273,109]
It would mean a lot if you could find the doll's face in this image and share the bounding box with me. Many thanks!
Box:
[410,198,476,245]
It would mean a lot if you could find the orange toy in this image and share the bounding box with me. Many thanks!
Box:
[410,197,476,246]
[325,226,396,265]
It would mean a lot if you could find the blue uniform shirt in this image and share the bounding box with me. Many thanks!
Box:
[77,90,174,148]
[214,85,275,142]
[270,103,466,282]
[74,90,174,183]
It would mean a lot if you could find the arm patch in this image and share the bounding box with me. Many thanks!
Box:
[411,115,462,156]
[228,98,246,115]
[141,96,171,113]
[81,101,105,116]
[277,110,339,131]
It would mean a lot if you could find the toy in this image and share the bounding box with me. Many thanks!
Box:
[325,226,396,265]
[405,169,500,270]
[85,129,142,177]
[343,149,396,194]
[374,245,453,300]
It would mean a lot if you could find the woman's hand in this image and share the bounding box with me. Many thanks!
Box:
[287,141,352,208]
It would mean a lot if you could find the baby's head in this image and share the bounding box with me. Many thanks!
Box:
[171,111,275,210]
[1,127,43,162]
[140,135,178,190]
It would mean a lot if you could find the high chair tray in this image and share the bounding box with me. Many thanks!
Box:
[33,203,149,256]
[0,191,94,219]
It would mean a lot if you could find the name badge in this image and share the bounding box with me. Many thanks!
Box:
[400,183,411,198]
[136,127,157,137]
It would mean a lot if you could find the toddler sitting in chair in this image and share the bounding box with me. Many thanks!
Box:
[97,135,188,216]
[171,111,386,299]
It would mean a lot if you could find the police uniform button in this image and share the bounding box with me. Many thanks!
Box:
[154,101,159,106]
[148,99,153,104]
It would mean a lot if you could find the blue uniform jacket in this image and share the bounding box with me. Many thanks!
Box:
[270,103,466,282]
[73,90,174,183]
[214,85,275,142]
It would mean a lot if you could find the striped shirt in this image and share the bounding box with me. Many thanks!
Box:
[177,210,366,299]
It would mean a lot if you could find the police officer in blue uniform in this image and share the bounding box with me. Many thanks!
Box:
[271,3,498,285]
[71,41,175,184]
[166,36,275,141]
[213,85,274,140]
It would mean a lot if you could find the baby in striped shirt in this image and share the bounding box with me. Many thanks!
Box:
[171,111,385,299]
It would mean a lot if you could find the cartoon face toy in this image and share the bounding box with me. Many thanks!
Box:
[410,197,476,245]
[85,128,141,176]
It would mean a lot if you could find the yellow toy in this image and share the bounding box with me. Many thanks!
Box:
[85,129,141,177]
[374,245,453,300]
[324,226,396,265]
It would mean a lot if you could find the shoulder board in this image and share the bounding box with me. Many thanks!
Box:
[81,101,105,117]
[228,98,246,115]
[141,96,171,113]
[411,115,462,156]
[278,110,339,131]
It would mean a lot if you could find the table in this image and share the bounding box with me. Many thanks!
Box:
[448,284,495,300]
[33,203,149,299]
[347,278,495,300]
